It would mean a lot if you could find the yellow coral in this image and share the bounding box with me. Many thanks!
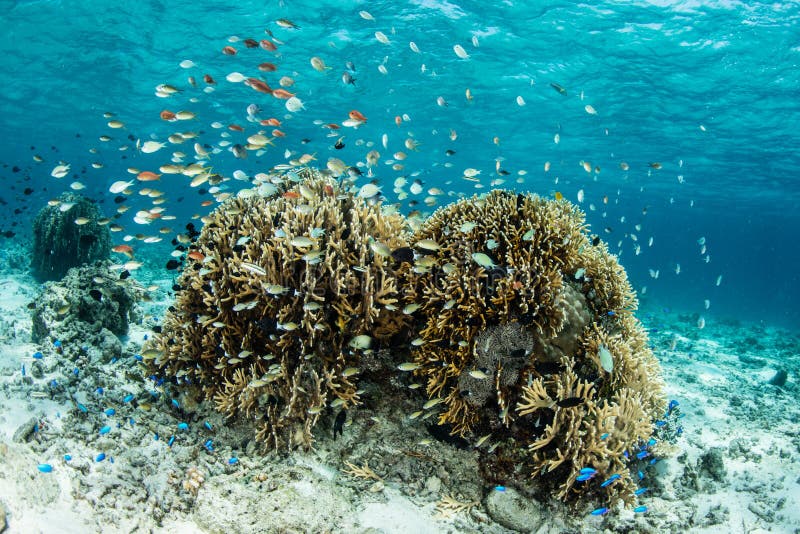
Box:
[149,168,411,450]
[402,190,666,504]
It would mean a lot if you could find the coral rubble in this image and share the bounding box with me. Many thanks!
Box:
[401,190,666,505]
[149,168,411,451]
[31,192,111,282]
[31,261,142,358]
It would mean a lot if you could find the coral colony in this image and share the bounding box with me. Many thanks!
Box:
[149,169,412,450]
[401,190,666,505]
[146,168,669,510]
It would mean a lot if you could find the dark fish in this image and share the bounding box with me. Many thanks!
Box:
[508,348,526,360]
[89,289,102,302]
[592,236,601,246]
[334,138,345,150]
[333,409,346,439]
[232,144,247,159]
[426,424,470,449]
[534,361,563,375]
[119,270,131,280]
[550,82,567,96]
[391,247,414,264]
[113,195,126,204]
[445,149,456,156]
[341,72,356,85]
[556,397,584,408]
[23,188,33,195]
[166,259,180,270]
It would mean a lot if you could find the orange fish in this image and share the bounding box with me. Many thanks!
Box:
[260,39,277,51]
[323,184,335,197]
[111,244,134,258]
[271,88,294,99]
[349,110,367,122]
[222,46,237,56]
[272,129,286,137]
[200,200,213,207]
[243,38,259,48]
[258,62,278,72]
[187,251,205,261]
[203,74,216,85]
[261,118,282,127]
[394,115,402,127]
[554,192,564,201]
[160,110,176,121]
[283,191,301,199]
[137,171,161,181]
[324,123,340,130]
[229,124,244,132]
[246,78,272,94]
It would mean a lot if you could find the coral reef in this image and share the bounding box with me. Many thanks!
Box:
[401,190,666,505]
[31,192,111,282]
[149,168,411,451]
[31,261,143,357]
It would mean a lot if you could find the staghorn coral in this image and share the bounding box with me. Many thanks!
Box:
[401,190,666,505]
[149,168,411,451]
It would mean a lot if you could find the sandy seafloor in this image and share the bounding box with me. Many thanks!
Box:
[0,249,798,534]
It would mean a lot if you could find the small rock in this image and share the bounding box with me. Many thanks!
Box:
[484,486,544,532]
[12,417,38,443]
[30,361,44,379]
[768,369,787,387]
[699,448,726,482]
[424,475,441,494]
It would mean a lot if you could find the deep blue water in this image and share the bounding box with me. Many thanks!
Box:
[1,0,798,329]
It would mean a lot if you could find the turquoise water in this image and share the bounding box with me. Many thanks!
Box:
[1,0,798,328]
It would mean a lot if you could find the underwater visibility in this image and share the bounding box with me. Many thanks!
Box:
[0,1,797,533]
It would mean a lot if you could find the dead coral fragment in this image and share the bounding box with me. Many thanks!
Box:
[149,168,410,451]
[182,466,205,496]
[342,460,383,482]
[402,190,665,505]
[435,495,480,519]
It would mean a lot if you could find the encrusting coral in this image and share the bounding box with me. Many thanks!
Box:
[148,168,411,451]
[400,190,666,506]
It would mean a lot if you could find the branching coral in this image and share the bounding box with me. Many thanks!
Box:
[148,168,411,451]
[401,190,666,505]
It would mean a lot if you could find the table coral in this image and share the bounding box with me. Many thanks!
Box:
[401,190,666,505]
[148,168,411,451]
